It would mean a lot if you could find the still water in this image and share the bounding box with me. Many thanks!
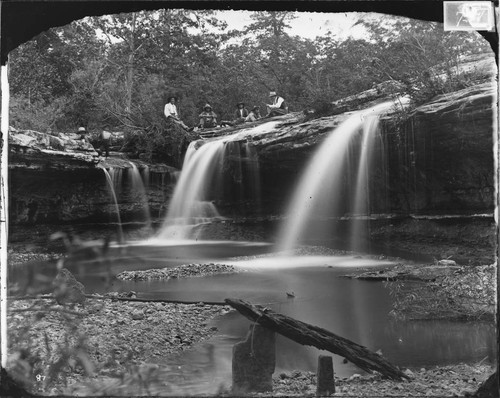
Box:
[9,240,496,395]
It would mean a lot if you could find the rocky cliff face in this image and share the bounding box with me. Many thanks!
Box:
[8,129,177,225]
[208,55,497,217]
[8,54,497,227]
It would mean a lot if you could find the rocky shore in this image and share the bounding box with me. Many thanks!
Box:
[7,296,232,395]
[116,263,239,281]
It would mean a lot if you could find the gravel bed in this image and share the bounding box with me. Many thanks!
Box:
[6,297,232,395]
[116,263,239,281]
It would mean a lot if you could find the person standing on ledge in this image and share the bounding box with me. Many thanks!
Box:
[164,96,190,130]
[266,91,288,117]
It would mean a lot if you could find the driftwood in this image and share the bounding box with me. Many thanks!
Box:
[225,298,410,381]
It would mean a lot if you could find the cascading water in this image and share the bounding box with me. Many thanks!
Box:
[157,121,279,240]
[99,166,125,244]
[349,115,382,252]
[278,99,409,252]
[128,162,153,230]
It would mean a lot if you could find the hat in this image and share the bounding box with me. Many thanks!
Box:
[204,104,212,110]
[252,106,260,111]
[269,91,277,97]
[78,127,86,132]
[236,102,244,107]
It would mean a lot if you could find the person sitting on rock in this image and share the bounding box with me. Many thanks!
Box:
[245,106,261,122]
[78,126,88,141]
[265,91,288,117]
[164,96,190,130]
[234,102,249,124]
[98,130,111,158]
[198,104,218,129]
[221,102,250,127]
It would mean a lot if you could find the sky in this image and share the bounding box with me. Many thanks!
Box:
[216,10,371,41]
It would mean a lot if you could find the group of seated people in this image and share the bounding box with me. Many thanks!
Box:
[164,91,287,131]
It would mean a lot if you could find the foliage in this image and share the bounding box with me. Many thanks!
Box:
[8,10,493,165]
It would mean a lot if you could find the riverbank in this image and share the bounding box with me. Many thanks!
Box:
[6,296,232,395]
[6,291,495,396]
[342,261,497,322]
[7,295,495,396]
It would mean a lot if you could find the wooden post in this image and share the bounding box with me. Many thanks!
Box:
[232,324,276,394]
[317,355,335,396]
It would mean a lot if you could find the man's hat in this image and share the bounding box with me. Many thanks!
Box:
[236,102,244,107]
[269,91,277,97]
[78,127,86,132]
[252,106,260,111]
[204,104,212,110]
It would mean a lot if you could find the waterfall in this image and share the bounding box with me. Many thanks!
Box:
[99,166,124,244]
[157,121,279,240]
[349,115,381,252]
[278,99,409,252]
[128,162,153,230]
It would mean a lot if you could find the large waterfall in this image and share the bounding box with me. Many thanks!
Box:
[277,99,408,252]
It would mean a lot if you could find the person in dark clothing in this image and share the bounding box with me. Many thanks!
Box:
[198,104,218,129]
[234,102,249,124]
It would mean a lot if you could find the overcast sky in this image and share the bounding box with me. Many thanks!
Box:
[217,10,371,41]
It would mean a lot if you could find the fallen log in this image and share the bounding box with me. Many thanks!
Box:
[225,298,410,381]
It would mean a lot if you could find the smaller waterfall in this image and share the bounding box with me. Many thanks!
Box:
[157,121,279,240]
[278,99,409,252]
[128,162,153,230]
[99,166,125,244]
[158,142,225,239]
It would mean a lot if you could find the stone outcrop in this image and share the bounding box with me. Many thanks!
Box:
[9,127,99,170]
[382,81,496,214]
[8,128,178,225]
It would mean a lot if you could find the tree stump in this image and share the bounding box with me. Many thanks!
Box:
[232,324,276,394]
[317,355,335,396]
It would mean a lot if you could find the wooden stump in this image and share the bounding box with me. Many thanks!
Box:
[317,355,335,396]
[232,324,276,394]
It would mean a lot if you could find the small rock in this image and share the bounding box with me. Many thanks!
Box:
[438,259,457,266]
[404,369,415,377]
[131,310,144,320]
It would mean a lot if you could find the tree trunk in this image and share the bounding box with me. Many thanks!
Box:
[125,12,136,117]
[225,298,409,381]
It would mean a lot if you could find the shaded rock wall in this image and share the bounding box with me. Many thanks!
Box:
[9,167,177,225]
[382,83,495,215]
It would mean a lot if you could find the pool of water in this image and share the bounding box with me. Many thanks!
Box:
[9,240,497,395]
[120,260,495,394]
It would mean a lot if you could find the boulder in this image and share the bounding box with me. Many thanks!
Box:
[52,268,86,305]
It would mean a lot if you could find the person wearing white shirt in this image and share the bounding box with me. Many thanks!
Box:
[164,97,190,130]
[266,91,288,117]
